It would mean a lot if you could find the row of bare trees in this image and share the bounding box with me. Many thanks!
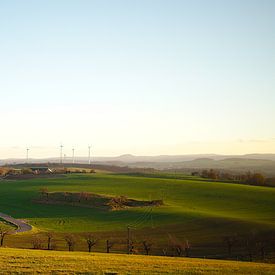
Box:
[223,231,275,261]
[3,224,274,261]
[29,231,191,257]
[0,225,159,256]
[31,232,99,252]
[31,233,151,255]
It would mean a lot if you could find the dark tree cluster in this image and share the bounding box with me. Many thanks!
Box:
[199,169,268,186]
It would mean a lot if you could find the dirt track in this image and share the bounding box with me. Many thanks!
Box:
[0,212,32,233]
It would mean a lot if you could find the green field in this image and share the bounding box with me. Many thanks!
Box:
[1,171,275,258]
[0,248,275,274]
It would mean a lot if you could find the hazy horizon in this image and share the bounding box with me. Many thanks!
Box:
[1,149,275,161]
[1,0,275,158]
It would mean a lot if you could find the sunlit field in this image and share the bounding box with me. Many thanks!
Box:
[1,171,275,259]
[0,248,275,274]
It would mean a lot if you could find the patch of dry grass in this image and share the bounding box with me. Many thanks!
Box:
[0,247,274,274]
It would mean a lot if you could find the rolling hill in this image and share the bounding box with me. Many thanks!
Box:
[1,171,275,259]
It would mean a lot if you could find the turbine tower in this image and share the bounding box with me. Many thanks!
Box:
[88,146,91,165]
[60,144,64,164]
[72,148,75,164]
[26,148,30,163]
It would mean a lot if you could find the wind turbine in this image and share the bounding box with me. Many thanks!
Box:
[88,146,91,165]
[26,148,30,163]
[72,148,75,164]
[60,144,64,164]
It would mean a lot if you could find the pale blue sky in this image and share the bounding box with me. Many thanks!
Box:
[0,0,275,157]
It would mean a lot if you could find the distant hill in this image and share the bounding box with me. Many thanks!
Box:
[1,154,275,176]
[2,153,275,164]
[126,158,275,176]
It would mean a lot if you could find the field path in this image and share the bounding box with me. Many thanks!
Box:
[0,212,32,233]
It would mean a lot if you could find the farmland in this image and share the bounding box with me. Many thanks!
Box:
[0,170,275,259]
[1,247,275,274]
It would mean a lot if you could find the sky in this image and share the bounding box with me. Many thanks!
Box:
[0,0,275,158]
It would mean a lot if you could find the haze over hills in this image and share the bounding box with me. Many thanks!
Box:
[2,153,275,163]
[1,153,275,164]
[1,153,275,176]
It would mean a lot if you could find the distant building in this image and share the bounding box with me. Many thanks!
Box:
[7,169,22,175]
[29,167,53,174]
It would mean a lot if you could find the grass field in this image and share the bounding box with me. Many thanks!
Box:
[1,171,275,257]
[0,247,275,274]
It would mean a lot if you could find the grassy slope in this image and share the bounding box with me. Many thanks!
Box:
[0,248,274,274]
[1,172,275,250]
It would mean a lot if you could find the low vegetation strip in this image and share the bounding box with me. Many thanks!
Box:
[35,190,164,211]
[0,212,32,233]
[0,248,275,274]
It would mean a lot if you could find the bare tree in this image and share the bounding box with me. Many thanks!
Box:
[63,192,69,201]
[168,234,186,257]
[184,240,191,257]
[128,241,136,254]
[77,192,91,202]
[142,240,153,255]
[84,233,97,252]
[64,234,75,251]
[78,192,85,203]
[31,235,43,249]
[106,240,115,253]
[223,236,236,257]
[254,232,272,261]
[174,242,184,256]
[162,248,167,256]
[256,240,266,260]
[84,192,91,201]
[0,226,10,246]
[45,231,54,250]
[244,233,256,262]
[40,187,49,200]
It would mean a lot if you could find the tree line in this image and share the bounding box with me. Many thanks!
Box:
[29,232,191,257]
[0,226,190,257]
[223,231,275,261]
[194,169,275,186]
[1,225,275,261]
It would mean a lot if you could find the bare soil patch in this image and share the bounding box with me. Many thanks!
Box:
[34,192,164,211]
